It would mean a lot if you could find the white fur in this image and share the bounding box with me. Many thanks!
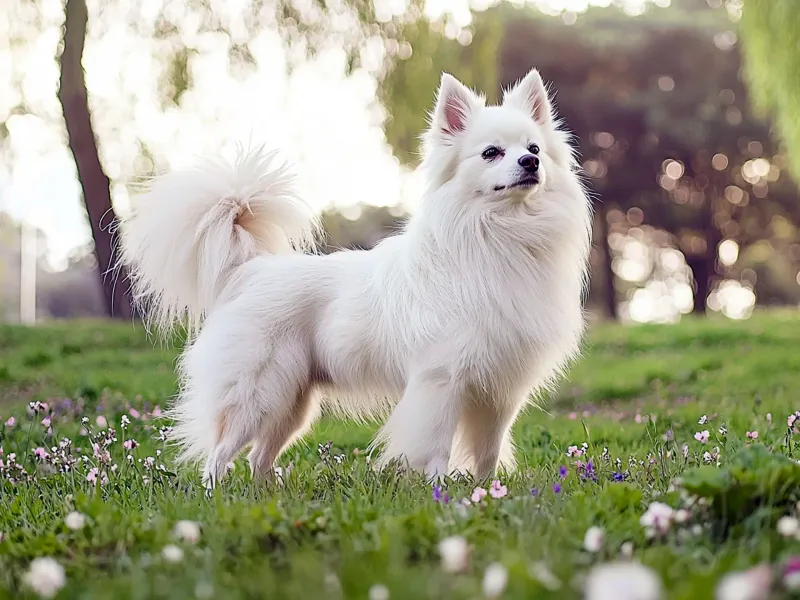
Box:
[120,69,593,487]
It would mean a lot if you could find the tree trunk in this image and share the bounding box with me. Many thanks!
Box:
[58,0,133,319]
[687,254,713,314]
[598,204,618,320]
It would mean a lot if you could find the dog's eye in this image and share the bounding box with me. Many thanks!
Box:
[527,143,540,155]
[482,146,502,160]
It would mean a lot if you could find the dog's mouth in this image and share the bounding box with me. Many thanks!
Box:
[494,176,540,192]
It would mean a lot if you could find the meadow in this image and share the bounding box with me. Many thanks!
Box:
[1,311,799,599]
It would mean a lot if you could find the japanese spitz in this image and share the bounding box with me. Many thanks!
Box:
[121,69,593,487]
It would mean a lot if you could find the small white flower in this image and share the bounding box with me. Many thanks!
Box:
[368,584,390,600]
[23,557,66,598]
[161,544,184,563]
[173,520,201,545]
[64,512,86,531]
[194,582,214,600]
[640,502,674,537]
[585,562,662,600]
[699,415,708,425]
[674,509,690,524]
[529,561,561,590]
[715,564,772,600]
[777,516,799,538]
[482,562,508,598]
[620,541,634,559]
[584,526,605,553]
[438,536,469,573]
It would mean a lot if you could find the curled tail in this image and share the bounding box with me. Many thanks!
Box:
[121,146,319,334]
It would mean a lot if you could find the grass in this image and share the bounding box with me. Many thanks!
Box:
[1,310,800,599]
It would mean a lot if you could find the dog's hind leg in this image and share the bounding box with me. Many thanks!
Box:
[247,386,321,479]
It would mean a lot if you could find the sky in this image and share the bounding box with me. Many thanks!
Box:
[0,0,664,269]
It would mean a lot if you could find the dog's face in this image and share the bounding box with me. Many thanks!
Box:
[423,69,575,204]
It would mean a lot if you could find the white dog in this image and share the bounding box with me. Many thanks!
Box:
[121,69,592,487]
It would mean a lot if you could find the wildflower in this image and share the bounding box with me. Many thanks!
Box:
[783,557,800,591]
[86,468,99,484]
[529,561,561,591]
[530,487,539,497]
[162,544,184,563]
[620,541,634,559]
[122,439,139,451]
[777,516,799,538]
[368,584,390,600]
[65,512,86,531]
[699,415,708,425]
[746,431,759,440]
[23,558,66,598]
[584,526,604,553]
[172,520,201,544]
[789,413,798,428]
[42,417,51,428]
[718,425,727,436]
[96,415,108,429]
[582,460,598,482]
[584,562,662,600]
[489,480,508,499]
[567,445,584,458]
[766,413,772,424]
[640,502,674,538]
[694,430,710,443]
[33,448,50,461]
[120,415,130,429]
[438,536,468,573]
[5,417,15,428]
[674,509,690,524]
[558,465,569,479]
[612,472,626,482]
[471,487,487,503]
[129,408,140,419]
[432,486,445,503]
[482,563,508,598]
[714,564,772,600]
[553,483,562,494]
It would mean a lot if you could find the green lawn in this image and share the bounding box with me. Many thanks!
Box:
[1,311,799,599]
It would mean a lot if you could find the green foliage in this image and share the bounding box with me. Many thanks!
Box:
[1,313,800,597]
[683,444,800,535]
[740,0,800,177]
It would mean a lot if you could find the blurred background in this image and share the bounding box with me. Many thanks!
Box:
[1,0,798,325]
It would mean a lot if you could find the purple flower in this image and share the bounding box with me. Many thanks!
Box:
[582,459,597,483]
[432,485,444,502]
[558,465,568,479]
[552,483,562,494]
[530,487,539,497]
[612,471,626,482]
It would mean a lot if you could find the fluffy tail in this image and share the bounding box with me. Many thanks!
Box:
[121,146,319,334]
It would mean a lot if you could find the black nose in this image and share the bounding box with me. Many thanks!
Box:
[518,154,540,173]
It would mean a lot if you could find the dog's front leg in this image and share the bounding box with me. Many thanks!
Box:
[376,370,463,480]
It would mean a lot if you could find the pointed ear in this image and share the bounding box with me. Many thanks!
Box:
[432,73,482,136]
[503,69,554,127]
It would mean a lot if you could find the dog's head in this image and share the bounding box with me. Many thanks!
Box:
[421,69,575,204]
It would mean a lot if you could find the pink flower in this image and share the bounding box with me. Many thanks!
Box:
[96,415,108,429]
[694,430,710,443]
[5,417,15,428]
[129,408,140,419]
[471,487,487,503]
[33,447,49,460]
[746,431,759,440]
[152,406,162,417]
[489,480,508,499]
[566,445,584,458]
[42,417,51,428]
[123,439,138,451]
[86,468,99,484]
